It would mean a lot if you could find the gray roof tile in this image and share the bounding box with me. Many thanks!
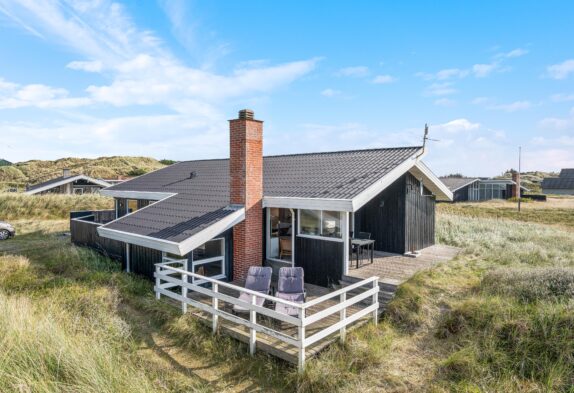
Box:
[103,146,422,243]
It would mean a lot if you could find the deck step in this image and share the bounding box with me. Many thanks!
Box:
[339,278,397,311]
[341,274,400,293]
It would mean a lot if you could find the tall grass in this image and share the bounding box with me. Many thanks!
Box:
[0,193,113,220]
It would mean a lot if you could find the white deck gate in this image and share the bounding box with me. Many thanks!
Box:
[154,259,379,371]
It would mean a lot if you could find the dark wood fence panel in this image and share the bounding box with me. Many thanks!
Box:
[295,236,343,287]
[70,219,125,261]
[129,245,162,279]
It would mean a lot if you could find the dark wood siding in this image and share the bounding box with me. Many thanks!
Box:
[354,175,406,253]
[405,173,436,252]
[294,236,343,287]
[129,244,162,278]
[70,219,125,261]
[355,173,435,254]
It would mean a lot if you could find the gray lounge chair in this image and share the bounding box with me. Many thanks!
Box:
[274,267,305,317]
[233,266,272,313]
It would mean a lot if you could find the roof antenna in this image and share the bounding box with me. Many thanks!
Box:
[417,123,439,159]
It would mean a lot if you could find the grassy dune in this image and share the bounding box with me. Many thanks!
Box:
[1,195,573,391]
[0,193,113,220]
[0,156,166,190]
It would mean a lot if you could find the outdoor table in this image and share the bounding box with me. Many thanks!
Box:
[351,238,375,269]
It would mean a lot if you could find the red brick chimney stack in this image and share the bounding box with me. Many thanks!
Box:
[229,109,263,281]
[511,171,520,198]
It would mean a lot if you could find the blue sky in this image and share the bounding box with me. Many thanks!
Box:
[0,1,573,176]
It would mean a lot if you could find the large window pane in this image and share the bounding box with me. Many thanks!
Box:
[192,239,223,261]
[322,211,341,238]
[194,260,223,278]
[300,210,321,236]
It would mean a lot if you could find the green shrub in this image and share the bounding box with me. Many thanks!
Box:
[127,168,147,176]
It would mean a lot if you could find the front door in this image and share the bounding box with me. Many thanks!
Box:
[266,208,294,264]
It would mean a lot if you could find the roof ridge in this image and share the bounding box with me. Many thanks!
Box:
[174,146,424,164]
[263,146,423,159]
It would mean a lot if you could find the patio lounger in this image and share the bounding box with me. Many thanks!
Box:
[274,267,305,317]
[233,266,272,313]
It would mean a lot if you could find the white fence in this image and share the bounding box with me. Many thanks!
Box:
[154,259,379,371]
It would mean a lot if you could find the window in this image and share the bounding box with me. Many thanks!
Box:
[299,210,342,240]
[300,209,321,236]
[191,238,225,283]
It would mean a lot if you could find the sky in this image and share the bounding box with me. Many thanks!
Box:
[0,1,573,177]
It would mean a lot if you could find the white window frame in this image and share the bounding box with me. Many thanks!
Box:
[297,209,344,243]
[190,237,226,285]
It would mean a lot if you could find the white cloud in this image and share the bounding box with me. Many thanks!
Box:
[335,66,370,78]
[0,1,318,112]
[0,79,90,109]
[372,75,396,84]
[472,63,499,78]
[497,48,529,59]
[321,88,341,97]
[424,82,457,96]
[434,98,456,107]
[551,93,574,102]
[547,59,574,80]
[539,108,574,130]
[472,97,490,105]
[488,101,532,112]
[66,60,103,73]
[433,118,480,133]
[416,68,468,81]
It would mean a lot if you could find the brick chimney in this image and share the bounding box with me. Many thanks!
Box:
[63,168,71,178]
[229,109,263,281]
[511,171,520,198]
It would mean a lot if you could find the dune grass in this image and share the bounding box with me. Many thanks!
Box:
[1,195,574,391]
[438,198,574,229]
[0,193,113,220]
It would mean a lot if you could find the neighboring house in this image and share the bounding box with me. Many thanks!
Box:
[25,169,111,195]
[542,169,574,195]
[0,158,12,166]
[72,110,452,287]
[440,173,527,202]
[439,177,480,202]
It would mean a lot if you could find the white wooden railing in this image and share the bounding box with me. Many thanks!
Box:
[154,260,379,371]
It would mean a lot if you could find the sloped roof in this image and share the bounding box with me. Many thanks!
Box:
[542,177,574,190]
[559,169,574,178]
[25,174,111,195]
[439,177,479,192]
[99,146,451,255]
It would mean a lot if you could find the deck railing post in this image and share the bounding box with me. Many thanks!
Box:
[372,278,379,325]
[249,294,257,356]
[298,307,306,373]
[212,283,219,334]
[181,259,188,314]
[155,265,161,300]
[339,292,347,343]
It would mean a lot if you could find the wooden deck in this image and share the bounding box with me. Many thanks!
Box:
[345,244,460,286]
[186,280,372,364]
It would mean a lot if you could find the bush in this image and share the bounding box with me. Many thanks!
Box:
[159,159,176,165]
[127,168,147,176]
[507,197,533,203]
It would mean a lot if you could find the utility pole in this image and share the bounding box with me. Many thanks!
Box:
[518,146,522,213]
